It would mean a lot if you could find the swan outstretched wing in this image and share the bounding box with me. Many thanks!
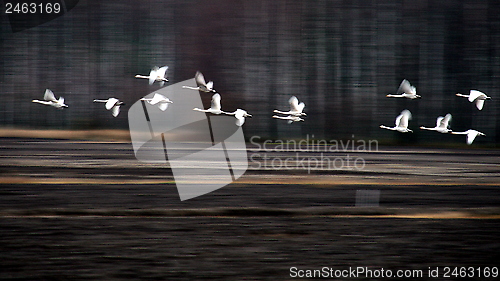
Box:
[442,113,452,128]
[195,71,207,87]
[396,110,411,128]
[397,79,416,95]
[111,105,120,117]
[233,109,248,126]
[149,67,159,85]
[157,66,168,79]
[210,93,221,111]
[297,102,305,112]
[468,90,485,103]
[235,116,245,126]
[475,99,485,110]
[395,114,403,127]
[289,96,305,113]
[435,116,444,128]
[44,89,57,102]
[105,98,119,110]
[237,109,250,118]
[289,96,299,110]
[150,93,166,105]
[436,113,451,129]
[206,81,214,91]
[466,130,479,145]
[158,103,169,111]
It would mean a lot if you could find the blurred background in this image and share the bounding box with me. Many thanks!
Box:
[1,0,499,145]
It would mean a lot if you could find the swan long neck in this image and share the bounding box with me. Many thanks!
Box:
[33,99,54,104]
[273,110,288,115]
[419,126,434,130]
[182,86,199,90]
[380,125,395,130]
[456,93,469,98]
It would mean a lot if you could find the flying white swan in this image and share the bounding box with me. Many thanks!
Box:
[32,89,68,109]
[456,90,491,110]
[451,129,485,145]
[273,96,306,116]
[193,93,226,114]
[225,109,252,126]
[182,71,216,93]
[386,79,421,99]
[420,113,452,133]
[380,109,413,133]
[140,93,173,111]
[135,66,169,86]
[93,98,125,117]
[272,115,305,124]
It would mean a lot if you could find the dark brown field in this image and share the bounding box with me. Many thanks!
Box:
[0,138,499,280]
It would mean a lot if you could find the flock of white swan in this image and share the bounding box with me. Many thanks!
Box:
[380,79,491,145]
[32,69,490,144]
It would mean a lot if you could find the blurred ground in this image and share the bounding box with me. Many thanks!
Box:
[0,137,499,280]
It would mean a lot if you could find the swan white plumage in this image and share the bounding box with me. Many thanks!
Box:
[272,115,304,124]
[273,96,306,116]
[451,129,485,145]
[386,79,421,99]
[140,93,173,111]
[456,90,491,110]
[193,93,226,115]
[420,113,452,133]
[182,71,216,93]
[32,89,68,109]
[93,98,125,117]
[224,109,252,126]
[135,66,169,86]
[380,109,413,133]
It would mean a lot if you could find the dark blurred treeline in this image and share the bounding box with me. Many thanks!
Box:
[0,0,499,145]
